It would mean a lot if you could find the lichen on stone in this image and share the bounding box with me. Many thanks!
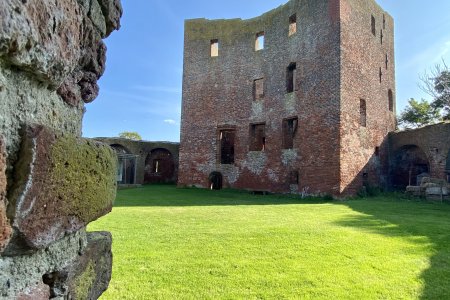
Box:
[50,136,117,223]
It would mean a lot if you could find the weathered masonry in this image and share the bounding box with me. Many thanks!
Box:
[95,138,180,186]
[0,0,122,298]
[179,0,396,196]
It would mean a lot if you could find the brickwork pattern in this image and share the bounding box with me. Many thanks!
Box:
[179,0,394,196]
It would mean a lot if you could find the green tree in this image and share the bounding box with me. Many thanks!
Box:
[421,61,450,119]
[118,131,142,141]
[398,98,441,128]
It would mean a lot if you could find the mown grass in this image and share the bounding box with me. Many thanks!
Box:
[88,185,450,299]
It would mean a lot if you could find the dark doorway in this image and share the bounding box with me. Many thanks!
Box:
[391,145,430,189]
[144,148,175,184]
[209,172,223,190]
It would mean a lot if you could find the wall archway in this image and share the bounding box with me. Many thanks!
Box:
[144,148,175,184]
[209,172,223,190]
[110,144,136,184]
[391,145,429,188]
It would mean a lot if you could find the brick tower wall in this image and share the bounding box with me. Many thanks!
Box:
[339,0,396,194]
[179,0,343,195]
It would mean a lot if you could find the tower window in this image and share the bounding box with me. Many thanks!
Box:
[255,32,265,51]
[371,15,376,36]
[385,54,388,69]
[380,29,383,44]
[289,14,297,36]
[282,117,298,149]
[388,89,394,112]
[286,63,297,93]
[254,78,265,100]
[211,39,219,57]
[219,130,235,164]
[249,124,266,151]
[360,99,367,127]
[379,67,382,83]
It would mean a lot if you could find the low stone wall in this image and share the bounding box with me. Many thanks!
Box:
[0,0,122,298]
[96,137,180,185]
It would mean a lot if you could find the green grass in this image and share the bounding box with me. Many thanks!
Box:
[88,185,450,299]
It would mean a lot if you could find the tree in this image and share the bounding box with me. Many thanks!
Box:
[420,60,450,119]
[398,98,440,129]
[118,131,142,140]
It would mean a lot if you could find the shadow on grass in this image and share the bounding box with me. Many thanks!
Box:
[333,197,450,299]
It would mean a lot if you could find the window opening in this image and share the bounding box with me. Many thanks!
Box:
[255,32,265,51]
[282,117,298,149]
[289,14,297,36]
[371,15,376,36]
[379,67,382,83]
[385,54,388,69]
[380,29,383,44]
[360,99,367,127]
[254,78,264,100]
[286,63,297,93]
[388,89,394,112]
[219,130,235,164]
[210,39,219,57]
[153,159,161,173]
[250,124,266,151]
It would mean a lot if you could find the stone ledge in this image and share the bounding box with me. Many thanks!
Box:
[8,124,117,249]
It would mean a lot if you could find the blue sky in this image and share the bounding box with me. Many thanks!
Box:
[82,0,450,142]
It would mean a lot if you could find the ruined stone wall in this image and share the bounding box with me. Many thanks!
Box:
[95,138,180,185]
[180,0,342,195]
[339,0,396,194]
[0,0,122,298]
[389,122,450,185]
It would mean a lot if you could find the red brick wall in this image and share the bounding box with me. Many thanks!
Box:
[180,0,395,196]
[339,0,396,195]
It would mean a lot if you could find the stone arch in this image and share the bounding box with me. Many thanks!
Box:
[110,144,136,184]
[209,172,223,190]
[144,148,175,184]
[391,145,430,189]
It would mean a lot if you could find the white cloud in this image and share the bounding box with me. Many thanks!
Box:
[164,119,178,125]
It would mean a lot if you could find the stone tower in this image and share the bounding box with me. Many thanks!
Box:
[179,0,395,196]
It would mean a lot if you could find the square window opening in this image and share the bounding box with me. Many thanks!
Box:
[249,124,266,151]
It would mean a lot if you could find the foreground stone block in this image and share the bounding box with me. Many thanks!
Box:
[67,232,112,299]
[0,0,84,86]
[0,136,12,253]
[9,125,117,249]
[16,282,51,300]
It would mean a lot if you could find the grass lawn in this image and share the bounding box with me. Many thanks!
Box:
[88,185,450,299]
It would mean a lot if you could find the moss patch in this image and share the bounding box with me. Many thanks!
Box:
[50,136,117,223]
[74,261,96,299]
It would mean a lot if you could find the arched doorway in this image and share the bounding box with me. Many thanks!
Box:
[144,148,175,184]
[111,144,137,184]
[391,145,429,189]
[209,172,223,190]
